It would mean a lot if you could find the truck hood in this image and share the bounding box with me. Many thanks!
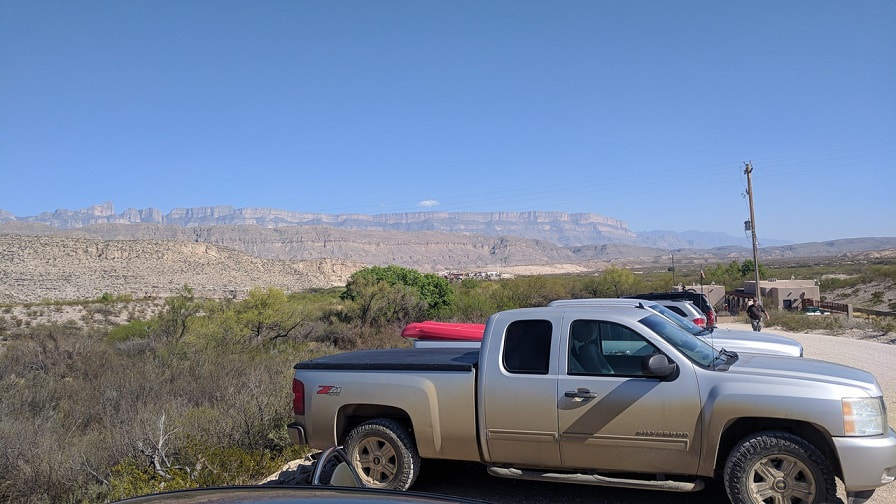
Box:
[702,329,803,357]
[726,353,882,396]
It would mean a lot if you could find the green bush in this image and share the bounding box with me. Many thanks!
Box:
[107,319,155,342]
[342,265,454,317]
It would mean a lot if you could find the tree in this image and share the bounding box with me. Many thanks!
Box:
[496,276,569,309]
[597,266,636,297]
[341,273,427,332]
[739,260,768,280]
[703,260,767,289]
[235,287,309,345]
[342,265,453,316]
[155,285,201,344]
[703,261,743,290]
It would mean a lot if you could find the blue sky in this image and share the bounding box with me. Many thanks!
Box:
[2,1,894,244]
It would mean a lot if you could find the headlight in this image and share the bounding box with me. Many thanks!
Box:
[842,397,884,436]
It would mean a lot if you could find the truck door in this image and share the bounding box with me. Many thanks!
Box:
[481,316,562,467]
[558,318,702,473]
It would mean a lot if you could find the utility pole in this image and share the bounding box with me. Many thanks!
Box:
[744,162,763,306]
[670,251,675,285]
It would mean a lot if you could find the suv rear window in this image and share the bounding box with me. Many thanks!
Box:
[628,292,716,326]
[638,314,715,367]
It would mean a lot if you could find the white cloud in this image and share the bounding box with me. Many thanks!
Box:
[417,200,440,207]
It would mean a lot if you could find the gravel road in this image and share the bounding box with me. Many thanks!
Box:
[411,325,896,504]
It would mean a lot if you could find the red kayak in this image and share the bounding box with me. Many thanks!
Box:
[401,321,486,342]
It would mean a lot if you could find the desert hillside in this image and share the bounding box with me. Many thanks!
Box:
[2,223,894,304]
[0,235,362,303]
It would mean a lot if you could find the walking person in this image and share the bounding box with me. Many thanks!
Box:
[747,297,769,332]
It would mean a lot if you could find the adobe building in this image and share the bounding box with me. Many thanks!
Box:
[674,283,726,308]
[741,279,820,311]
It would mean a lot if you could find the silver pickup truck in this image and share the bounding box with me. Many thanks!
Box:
[288,303,896,504]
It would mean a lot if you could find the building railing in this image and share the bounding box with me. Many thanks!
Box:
[802,299,849,313]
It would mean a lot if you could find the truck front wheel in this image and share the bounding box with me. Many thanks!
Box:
[344,418,420,490]
[723,431,836,504]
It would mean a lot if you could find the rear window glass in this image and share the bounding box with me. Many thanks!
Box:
[503,319,552,374]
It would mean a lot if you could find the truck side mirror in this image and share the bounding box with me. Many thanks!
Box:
[642,354,677,379]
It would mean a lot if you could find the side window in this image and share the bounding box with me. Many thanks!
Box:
[503,319,552,374]
[667,306,687,318]
[568,320,658,376]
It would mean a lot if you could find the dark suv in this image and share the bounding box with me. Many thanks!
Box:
[625,291,717,327]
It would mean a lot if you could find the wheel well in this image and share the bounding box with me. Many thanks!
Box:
[336,404,413,444]
[715,418,842,479]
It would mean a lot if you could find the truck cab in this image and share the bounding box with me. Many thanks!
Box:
[479,306,704,475]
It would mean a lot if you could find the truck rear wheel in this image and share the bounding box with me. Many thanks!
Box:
[344,418,420,490]
[723,431,836,504]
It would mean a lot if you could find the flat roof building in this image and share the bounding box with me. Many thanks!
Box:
[742,279,820,311]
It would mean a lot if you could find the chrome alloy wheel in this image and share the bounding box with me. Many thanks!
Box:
[353,435,398,487]
[747,453,817,503]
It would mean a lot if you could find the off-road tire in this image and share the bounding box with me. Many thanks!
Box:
[724,431,836,504]
[344,418,420,490]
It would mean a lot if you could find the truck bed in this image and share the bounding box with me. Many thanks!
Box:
[294,347,481,461]
[295,347,479,371]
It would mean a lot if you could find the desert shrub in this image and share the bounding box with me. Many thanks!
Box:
[338,275,428,332]
[107,319,155,342]
[812,264,896,291]
[449,280,500,322]
[765,310,844,333]
[0,312,313,503]
[104,458,161,502]
[869,316,896,335]
[103,444,309,502]
[97,292,134,304]
[310,321,360,350]
[84,301,122,321]
[491,275,571,309]
[232,288,320,345]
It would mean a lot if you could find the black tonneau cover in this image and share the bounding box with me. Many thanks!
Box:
[295,347,479,372]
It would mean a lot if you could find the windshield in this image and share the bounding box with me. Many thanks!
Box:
[648,303,708,335]
[638,313,717,367]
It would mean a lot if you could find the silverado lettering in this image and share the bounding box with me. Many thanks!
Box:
[635,430,689,439]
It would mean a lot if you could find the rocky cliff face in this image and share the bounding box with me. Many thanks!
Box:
[3,203,636,246]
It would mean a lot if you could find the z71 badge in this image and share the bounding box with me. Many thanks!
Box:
[316,385,342,396]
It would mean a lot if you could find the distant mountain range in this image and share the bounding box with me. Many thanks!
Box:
[2,203,894,303]
[0,202,788,249]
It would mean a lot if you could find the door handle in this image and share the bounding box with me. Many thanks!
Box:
[564,387,597,399]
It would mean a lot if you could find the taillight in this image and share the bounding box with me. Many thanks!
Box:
[292,378,305,416]
[707,310,716,327]
[694,317,707,327]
